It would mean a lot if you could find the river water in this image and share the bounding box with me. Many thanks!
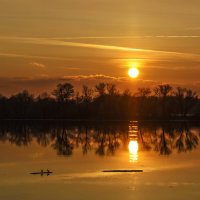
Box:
[0,121,200,200]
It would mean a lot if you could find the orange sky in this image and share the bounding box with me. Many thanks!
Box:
[0,0,200,95]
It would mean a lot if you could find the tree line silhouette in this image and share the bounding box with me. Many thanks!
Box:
[0,82,200,120]
[0,121,199,156]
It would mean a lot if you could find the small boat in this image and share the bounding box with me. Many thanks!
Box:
[30,169,53,176]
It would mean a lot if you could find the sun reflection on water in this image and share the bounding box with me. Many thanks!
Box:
[128,121,139,162]
[129,140,138,154]
[129,140,138,162]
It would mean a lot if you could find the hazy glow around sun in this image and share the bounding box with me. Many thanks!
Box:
[128,67,139,78]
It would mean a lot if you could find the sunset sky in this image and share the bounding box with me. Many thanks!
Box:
[0,0,200,95]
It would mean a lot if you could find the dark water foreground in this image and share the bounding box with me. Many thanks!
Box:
[0,121,200,200]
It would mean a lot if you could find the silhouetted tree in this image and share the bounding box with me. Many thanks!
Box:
[154,84,173,97]
[82,85,93,103]
[0,95,8,119]
[175,87,198,117]
[106,83,118,96]
[136,87,151,97]
[0,82,199,120]
[9,90,34,118]
[52,83,74,102]
[184,89,198,116]
[154,84,173,118]
[95,82,106,96]
[175,87,187,115]
[135,87,152,119]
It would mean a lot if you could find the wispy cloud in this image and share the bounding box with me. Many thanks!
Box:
[0,36,200,60]
[1,35,200,40]
[0,52,75,61]
[24,38,200,58]
[53,35,200,39]
[30,62,46,68]
[0,75,156,96]
[2,35,200,40]
[62,74,124,81]
[187,27,200,31]
[1,75,200,97]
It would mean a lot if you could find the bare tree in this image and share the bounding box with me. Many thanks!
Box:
[95,82,106,96]
[136,87,151,97]
[82,85,93,103]
[153,84,173,118]
[106,83,118,96]
[154,84,173,97]
[175,87,198,116]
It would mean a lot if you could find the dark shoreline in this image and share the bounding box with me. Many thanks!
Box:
[1,118,200,122]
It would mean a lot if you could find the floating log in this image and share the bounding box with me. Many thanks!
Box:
[102,169,143,173]
[30,172,53,174]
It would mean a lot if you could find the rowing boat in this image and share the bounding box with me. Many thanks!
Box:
[30,170,53,175]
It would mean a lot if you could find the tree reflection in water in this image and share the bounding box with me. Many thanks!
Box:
[0,121,199,157]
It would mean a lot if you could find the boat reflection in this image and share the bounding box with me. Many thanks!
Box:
[128,121,139,162]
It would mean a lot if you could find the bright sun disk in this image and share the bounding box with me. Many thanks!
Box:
[128,67,139,78]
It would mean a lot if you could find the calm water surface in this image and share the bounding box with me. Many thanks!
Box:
[0,121,200,200]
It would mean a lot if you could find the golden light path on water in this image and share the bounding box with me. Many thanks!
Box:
[129,140,139,162]
[128,121,139,162]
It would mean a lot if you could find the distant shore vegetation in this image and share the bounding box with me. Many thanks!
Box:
[0,82,200,120]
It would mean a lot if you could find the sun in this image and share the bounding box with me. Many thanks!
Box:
[128,67,139,78]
